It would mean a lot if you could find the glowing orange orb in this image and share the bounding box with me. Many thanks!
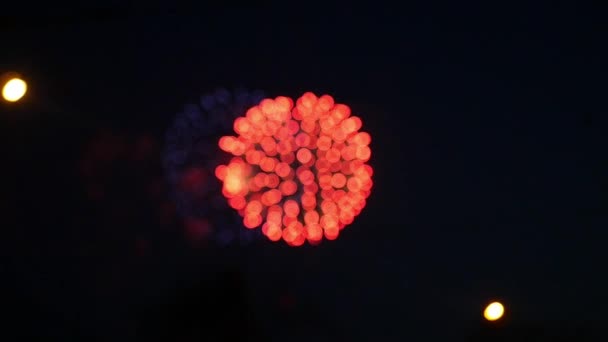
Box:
[216,92,373,246]
[484,302,505,321]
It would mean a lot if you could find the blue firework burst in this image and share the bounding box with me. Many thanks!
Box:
[163,88,265,246]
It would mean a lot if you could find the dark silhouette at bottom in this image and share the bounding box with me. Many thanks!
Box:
[137,267,264,342]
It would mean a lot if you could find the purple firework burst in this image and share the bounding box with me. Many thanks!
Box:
[162,88,265,246]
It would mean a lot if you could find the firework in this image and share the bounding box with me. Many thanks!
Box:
[216,92,373,246]
[163,88,266,246]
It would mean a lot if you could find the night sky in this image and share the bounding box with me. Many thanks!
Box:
[2,3,607,341]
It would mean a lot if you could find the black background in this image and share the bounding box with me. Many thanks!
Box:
[1,2,606,341]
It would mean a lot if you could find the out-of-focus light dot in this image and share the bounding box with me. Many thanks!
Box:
[2,78,27,102]
[483,301,505,321]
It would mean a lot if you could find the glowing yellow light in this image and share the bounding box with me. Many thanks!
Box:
[224,171,245,194]
[2,78,27,102]
[483,301,505,321]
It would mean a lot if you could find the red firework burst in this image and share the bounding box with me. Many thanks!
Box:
[215,92,373,246]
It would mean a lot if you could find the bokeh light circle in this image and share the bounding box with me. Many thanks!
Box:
[216,92,373,246]
[483,301,505,321]
[2,77,27,102]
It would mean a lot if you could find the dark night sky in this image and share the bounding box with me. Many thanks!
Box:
[1,3,607,341]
